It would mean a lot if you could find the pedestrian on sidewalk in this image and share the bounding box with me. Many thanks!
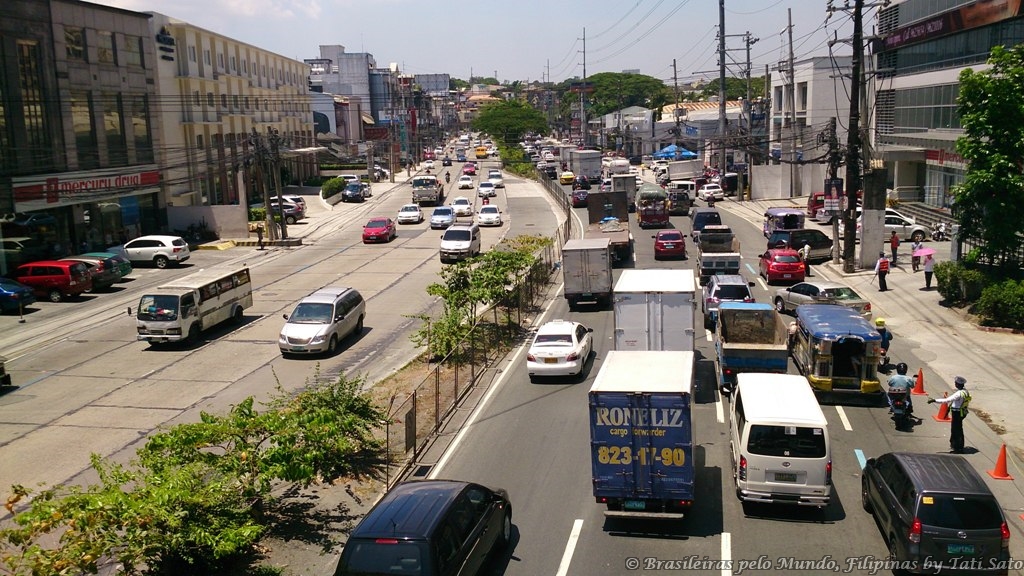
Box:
[923,253,935,289]
[256,225,265,250]
[873,251,890,291]
[928,376,971,453]
[890,231,900,264]
[910,239,923,272]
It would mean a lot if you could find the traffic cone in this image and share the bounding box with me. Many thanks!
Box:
[933,392,951,422]
[987,444,1014,480]
[912,368,927,395]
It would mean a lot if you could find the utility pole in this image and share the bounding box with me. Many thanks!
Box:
[673,59,681,148]
[841,0,864,273]
[785,8,799,198]
[581,28,587,147]
[717,0,727,176]
[821,117,843,264]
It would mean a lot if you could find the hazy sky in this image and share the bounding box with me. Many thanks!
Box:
[89,0,867,84]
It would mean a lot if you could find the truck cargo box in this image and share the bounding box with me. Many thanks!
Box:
[562,238,613,309]
[613,269,696,351]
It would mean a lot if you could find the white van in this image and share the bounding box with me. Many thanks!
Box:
[729,373,831,508]
[439,223,481,263]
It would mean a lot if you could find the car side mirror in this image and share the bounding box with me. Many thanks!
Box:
[282,313,289,320]
[748,281,756,287]
[652,235,657,239]
[587,328,594,333]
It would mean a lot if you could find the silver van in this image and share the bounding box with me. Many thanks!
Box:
[730,373,832,508]
[279,287,365,357]
[440,223,481,263]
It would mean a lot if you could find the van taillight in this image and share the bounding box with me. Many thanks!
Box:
[1002,522,1011,547]
[825,460,832,485]
[908,518,922,543]
[375,538,399,544]
[527,353,536,362]
[864,303,872,312]
[738,456,747,481]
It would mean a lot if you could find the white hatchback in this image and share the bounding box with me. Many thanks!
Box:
[526,319,593,381]
[396,204,424,224]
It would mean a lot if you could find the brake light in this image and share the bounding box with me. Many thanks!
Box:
[173,246,183,253]
[864,303,872,312]
[1002,522,1011,547]
[375,538,399,544]
[527,353,536,362]
[826,460,832,485]
[908,518,922,543]
[724,368,734,376]
[739,456,747,480]
[743,296,753,302]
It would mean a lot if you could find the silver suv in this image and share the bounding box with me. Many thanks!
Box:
[279,287,365,356]
[702,274,754,329]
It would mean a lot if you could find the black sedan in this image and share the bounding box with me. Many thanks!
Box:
[441,156,452,166]
[341,182,371,202]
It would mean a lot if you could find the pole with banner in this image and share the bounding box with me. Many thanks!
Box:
[826,178,844,265]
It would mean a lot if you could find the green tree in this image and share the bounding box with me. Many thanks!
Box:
[472,100,548,145]
[697,76,766,101]
[553,72,670,124]
[955,44,1024,270]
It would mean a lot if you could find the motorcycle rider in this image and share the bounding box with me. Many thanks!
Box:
[876,318,893,370]
[444,171,451,184]
[887,362,916,414]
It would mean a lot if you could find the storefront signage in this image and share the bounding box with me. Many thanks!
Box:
[925,149,964,167]
[884,1,1024,50]
[12,167,160,212]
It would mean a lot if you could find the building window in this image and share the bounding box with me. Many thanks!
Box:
[131,95,153,163]
[189,45,196,62]
[197,134,203,149]
[242,60,247,74]
[230,56,236,71]
[218,53,224,70]
[207,92,214,107]
[97,31,115,64]
[193,90,200,106]
[17,40,50,169]
[244,96,249,109]
[798,82,808,111]
[71,90,98,169]
[123,35,142,67]
[774,87,783,112]
[204,49,211,66]
[103,93,127,166]
[232,94,239,109]
[65,27,86,61]
[220,93,227,108]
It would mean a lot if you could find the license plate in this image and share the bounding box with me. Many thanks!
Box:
[783,274,792,278]
[663,244,675,248]
[947,544,975,555]
[624,500,646,511]
[544,358,558,364]
[774,472,797,482]
[291,348,305,352]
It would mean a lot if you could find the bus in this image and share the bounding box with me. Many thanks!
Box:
[475,145,489,159]
[791,303,882,394]
[135,267,253,344]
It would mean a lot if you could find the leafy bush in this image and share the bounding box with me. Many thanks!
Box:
[934,260,993,304]
[320,177,345,200]
[303,176,325,187]
[248,207,266,222]
[976,279,1024,329]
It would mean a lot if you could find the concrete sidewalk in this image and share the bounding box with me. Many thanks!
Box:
[719,195,1024,463]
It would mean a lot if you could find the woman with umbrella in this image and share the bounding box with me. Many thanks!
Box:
[914,246,937,289]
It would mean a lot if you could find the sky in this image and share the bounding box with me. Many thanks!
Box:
[88,0,869,85]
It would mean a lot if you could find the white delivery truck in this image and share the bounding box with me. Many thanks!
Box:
[562,238,613,310]
[613,269,697,351]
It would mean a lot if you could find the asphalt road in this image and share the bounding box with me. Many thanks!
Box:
[418,183,1024,576]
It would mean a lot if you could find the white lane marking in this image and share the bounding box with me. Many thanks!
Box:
[428,286,563,478]
[716,396,725,424]
[721,531,732,576]
[835,405,853,431]
[555,519,585,576]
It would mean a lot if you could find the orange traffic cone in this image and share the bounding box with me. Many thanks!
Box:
[912,368,927,395]
[933,392,951,422]
[988,444,1014,480]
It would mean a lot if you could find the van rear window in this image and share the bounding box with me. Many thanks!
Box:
[916,495,1003,530]
[747,425,826,458]
[339,540,428,575]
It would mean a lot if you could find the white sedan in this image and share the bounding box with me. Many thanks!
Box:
[424,159,435,170]
[527,320,593,381]
[488,172,505,188]
[396,203,424,224]
[697,184,725,201]
[477,182,496,198]
[476,205,502,226]
[451,196,474,217]
[457,175,475,189]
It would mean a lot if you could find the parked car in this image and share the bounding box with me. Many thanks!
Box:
[342,182,372,203]
[82,252,132,279]
[840,209,932,243]
[279,287,365,357]
[332,479,512,576]
[526,319,593,381]
[477,182,496,198]
[119,235,190,268]
[451,197,474,217]
[430,206,456,229]
[702,274,755,329]
[361,217,397,244]
[697,183,725,201]
[279,194,307,212]
[61,255,122,291]
[457,175,475,189]
[396,204,424,224]
[758,248,806,284]
[571,189,589,208]
[773,280,872,317]
[0,277,36,313]
[653,229,686,260]
[862,452,1010,574]
[559,171,576,185]
[12,260,93,302]
[476,205,503,227]
[267,200,304,224]
[0,236,49,267]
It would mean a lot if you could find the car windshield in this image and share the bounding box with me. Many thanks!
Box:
[366,219,389,228]
[714,285,751,300]
[288,302,333,324]
[137,295,179,321]
[534,334,572,345]
[915,495,1003,530]
[822,287,860,300]
[443,229,471,241]
[746,425,826,458]
[433,208,453,217]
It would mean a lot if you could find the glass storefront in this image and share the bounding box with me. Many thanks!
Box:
[924,166,963,209]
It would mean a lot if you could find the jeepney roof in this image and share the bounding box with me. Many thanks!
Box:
[795,304,881,341]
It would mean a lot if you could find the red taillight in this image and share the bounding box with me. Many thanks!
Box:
[527,353,536,362]
[826,460,832,485]
[864,303,872,312]
[724,368,734,376]
[743,296,753,302]
[375,538,399,544]
[908,518,922,543]
[173,247,183,253]
[566,352,579,361]
[739,456,747,480]
[1002,522,1011,547]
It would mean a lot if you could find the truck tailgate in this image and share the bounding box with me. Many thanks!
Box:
[720,343,789,372]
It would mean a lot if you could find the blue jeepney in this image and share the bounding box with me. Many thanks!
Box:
[791,304,882,394]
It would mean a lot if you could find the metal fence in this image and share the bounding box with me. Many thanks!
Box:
[380,224,567,489]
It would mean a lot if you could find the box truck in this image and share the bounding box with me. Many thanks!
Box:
[613,269,697,352]
[561,238,613,310]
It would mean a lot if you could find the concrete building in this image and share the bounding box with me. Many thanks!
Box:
[872,0,1021,209]
[1,0,161,274]
[769,56,852,165]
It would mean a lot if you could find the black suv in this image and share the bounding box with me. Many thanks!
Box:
[862,452,1010,575]
[342,182,371,203]
[334,480,512,576]
[766,228,832,262]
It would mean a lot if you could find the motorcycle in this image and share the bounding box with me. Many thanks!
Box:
[444,172,451,184]
[887,386,912,430]
[878,349,891,373]
[932,222,948,241]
